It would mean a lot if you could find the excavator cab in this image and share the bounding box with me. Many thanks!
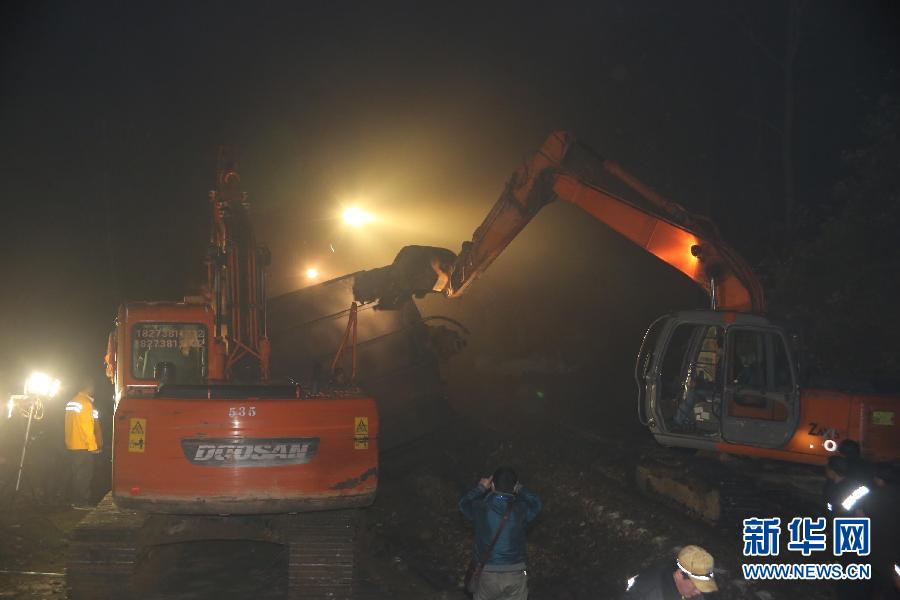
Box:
[636,310,801,452]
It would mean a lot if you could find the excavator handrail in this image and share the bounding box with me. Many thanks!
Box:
[634,314,669,426]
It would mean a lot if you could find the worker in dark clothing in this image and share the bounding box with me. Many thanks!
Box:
[824,455,873,516]
[459,466,542,600]
[624,545,719,599]
[842,460,899,600]
[838,439,885,487]
[823,455,885,599]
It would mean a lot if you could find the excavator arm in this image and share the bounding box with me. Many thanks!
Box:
[354,131,765,313]
[207,148,272,380]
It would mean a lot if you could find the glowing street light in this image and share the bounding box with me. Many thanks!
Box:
[305,267,319,280]
[24,371,61,398]
[342,206,372,228]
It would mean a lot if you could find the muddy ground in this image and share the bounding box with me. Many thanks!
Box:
[360,411,837,600]
[0,394,844,600]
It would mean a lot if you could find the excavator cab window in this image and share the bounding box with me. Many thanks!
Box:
[635,317,667,425]
[657,323,724,436]
[725,329,791,419]
[132,323,208,385]
[721,327,799,448]
[729,330,768,403]
[772,335,794,391]
[657,323,695,427]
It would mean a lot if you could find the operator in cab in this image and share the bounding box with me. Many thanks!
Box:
[65,377,102,510]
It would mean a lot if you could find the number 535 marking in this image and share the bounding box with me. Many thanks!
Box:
[228,406,256,417]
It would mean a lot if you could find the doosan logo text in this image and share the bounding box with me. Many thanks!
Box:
[181,438,319,467]
[195,443,313,462]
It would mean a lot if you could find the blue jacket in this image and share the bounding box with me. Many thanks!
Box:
[458,485,543,567]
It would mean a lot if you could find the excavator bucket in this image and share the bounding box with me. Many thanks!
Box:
[268,273,458,450]
[352,245,457,309]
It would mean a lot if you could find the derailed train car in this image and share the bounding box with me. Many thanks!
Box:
[267,273,465,450]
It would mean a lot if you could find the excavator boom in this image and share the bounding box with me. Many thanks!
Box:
[355,131,765,313]
[207,148,272,380]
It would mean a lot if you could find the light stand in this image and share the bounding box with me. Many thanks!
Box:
[14,395,39,493]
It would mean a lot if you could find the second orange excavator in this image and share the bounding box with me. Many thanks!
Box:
[356,131,899,468]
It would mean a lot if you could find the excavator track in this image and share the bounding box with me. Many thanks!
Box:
[66,494,146,599]
[67,494,361,599]
[635,447,823,526]
[282,509,359,599]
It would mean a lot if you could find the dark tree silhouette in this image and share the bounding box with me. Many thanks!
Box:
[771,87,900,389]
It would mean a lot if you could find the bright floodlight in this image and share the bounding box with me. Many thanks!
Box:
[342,206,371,227]
[305,267,319,279]
[24,372,61,398]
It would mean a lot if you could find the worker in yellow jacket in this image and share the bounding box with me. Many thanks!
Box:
[65,378,103,509]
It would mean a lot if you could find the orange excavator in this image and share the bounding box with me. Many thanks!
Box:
[356,131,900,467]
[67,151,378,599]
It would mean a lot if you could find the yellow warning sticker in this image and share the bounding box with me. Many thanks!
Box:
[353,416,369,450]
[128,418,146,453]
[871,410,894,426]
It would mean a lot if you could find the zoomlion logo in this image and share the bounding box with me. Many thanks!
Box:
[181,437,319,467]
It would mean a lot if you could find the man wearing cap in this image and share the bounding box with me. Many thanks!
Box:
[624,545,718,599]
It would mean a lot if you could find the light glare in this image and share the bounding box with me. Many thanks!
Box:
[342,206,371,227]
[24,372,61,398]
[305,267,319,279]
